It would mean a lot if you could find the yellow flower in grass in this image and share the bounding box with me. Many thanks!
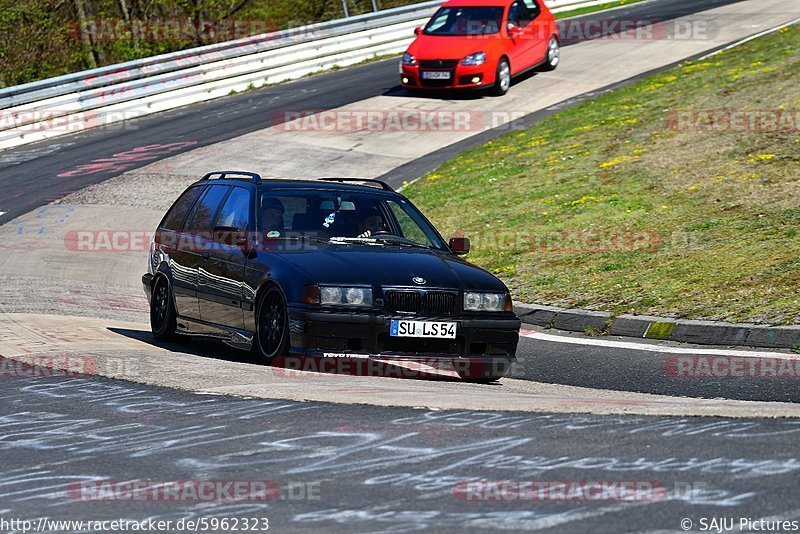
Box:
[747,154,776,163]
[528,137,549,147]
[599,155,635,169]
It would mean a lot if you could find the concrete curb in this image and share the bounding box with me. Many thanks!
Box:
[514,303,800,350]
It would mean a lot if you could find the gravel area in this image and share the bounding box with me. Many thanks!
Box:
[55,172,198,210]
[0,275,148,323]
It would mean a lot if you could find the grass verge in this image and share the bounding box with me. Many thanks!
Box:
[404,25,800,324]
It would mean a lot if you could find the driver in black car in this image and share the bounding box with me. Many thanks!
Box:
[356,208,386,238]
[260,197,285,237]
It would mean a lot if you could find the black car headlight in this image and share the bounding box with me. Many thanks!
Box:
[320,286,373,307]
[464,291,509,312]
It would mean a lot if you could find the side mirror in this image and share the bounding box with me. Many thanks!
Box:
[414,26,422,36]
[507,22,520,36]
[449,236,470,255]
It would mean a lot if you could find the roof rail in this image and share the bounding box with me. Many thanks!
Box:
[200,171,262,184]
[318,178,394,191]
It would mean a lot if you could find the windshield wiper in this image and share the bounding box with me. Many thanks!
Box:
[271,235,329,244]
[326,236,438,251]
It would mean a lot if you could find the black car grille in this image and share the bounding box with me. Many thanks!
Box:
[385,290,457,316]
[425,292,456,315]
[419,59,458,69]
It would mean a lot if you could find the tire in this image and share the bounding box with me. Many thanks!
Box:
[490,58,511,96]
[150,276,177,341]
[539,36,560,71]
[457,360,511,383]
[254,286,290,364]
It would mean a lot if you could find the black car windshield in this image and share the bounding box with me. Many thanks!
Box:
[257,189,449,251]
[423,6,503,36]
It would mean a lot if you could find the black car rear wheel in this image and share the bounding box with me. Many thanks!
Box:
[150,276,177,341]
[255,286,289,363]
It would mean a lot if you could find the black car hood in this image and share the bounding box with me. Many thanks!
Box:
[266,243,507,291]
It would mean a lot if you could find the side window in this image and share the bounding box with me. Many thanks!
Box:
[160,186,204,231]
[521,0,541,19]
[508,0,531,26]
[214,187,251,230]
[185,185,230,232]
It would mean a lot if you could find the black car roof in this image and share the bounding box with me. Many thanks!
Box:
[191,175,399,196]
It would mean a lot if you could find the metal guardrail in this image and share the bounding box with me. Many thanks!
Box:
[0,0,609,150]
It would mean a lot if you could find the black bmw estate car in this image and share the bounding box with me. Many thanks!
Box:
[143,171,520,381]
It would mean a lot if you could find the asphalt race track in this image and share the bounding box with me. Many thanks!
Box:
[2,367,800,533]
[1,0,800,531]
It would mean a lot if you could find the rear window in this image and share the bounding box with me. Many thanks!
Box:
[160,186,204,231]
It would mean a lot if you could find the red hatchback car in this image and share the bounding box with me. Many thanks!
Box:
[400,0,559,95]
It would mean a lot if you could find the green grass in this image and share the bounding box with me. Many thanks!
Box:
[405,25,800,325]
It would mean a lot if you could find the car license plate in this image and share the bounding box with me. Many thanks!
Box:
[422,71,451,80]
[390,320,457,339]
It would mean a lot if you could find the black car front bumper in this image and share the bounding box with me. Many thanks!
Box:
[287,307,520,364]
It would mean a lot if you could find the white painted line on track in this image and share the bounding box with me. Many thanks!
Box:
[699,16,800,60]
[519,329,800,359]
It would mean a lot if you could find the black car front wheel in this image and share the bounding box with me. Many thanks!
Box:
[150,276,177,341]
[255,286,290,363]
